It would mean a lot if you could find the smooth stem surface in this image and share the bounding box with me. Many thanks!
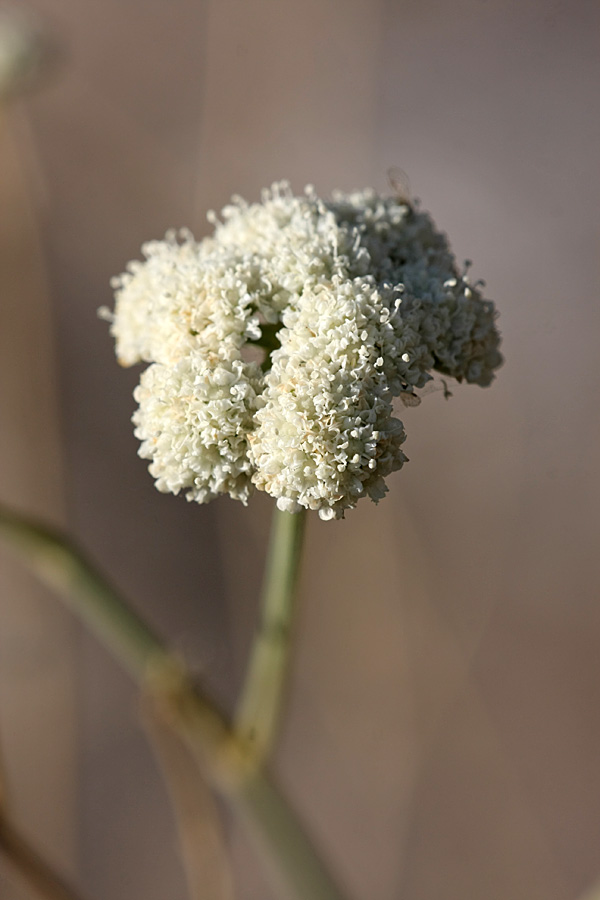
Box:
[0,506,165,680]
[0,818,87,900]
[0,503,348,900]
[142,699,235,900]
[236,770,346,900]
[235,508,306,761]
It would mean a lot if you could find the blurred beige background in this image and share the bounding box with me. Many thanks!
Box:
[1,0,599,899]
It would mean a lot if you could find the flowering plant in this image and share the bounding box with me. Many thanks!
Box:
[1,181,501,900]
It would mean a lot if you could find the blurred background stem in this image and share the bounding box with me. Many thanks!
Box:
[0,729,86,900]
[0,502,348,900]
[142,698,235,900]
[0,818,88,900]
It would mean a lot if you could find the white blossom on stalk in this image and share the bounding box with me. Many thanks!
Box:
[108,182,502,519]
[249,276,409,520]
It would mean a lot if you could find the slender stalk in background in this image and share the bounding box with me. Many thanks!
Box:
[578,882,600,900]
[235,507,307,761]
[0,731,87,900]
[143,699,235,900]
[0,503,349,900]
[0,818,88,900]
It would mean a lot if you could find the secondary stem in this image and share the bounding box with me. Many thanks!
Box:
[0,506,165,679]
[234,507,307,762]
[0,503,348,900]
[142,699,235,900]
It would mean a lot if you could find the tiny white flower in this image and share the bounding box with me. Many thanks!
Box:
[108,182,501,518]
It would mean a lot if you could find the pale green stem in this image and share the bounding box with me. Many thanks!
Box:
[235,508,306,761]
[0,506,165,679]
[0,504,348,900]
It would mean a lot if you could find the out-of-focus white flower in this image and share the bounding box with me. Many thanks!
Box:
[109,183,502,519]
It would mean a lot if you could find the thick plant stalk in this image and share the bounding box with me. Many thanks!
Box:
[235,507,307,761]
[0,504,349,900]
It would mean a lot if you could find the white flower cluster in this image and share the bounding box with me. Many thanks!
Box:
[108,183,501,520]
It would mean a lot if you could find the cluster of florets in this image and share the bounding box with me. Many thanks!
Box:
[108,183,501,520]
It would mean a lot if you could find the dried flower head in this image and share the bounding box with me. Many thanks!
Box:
[106,183,501,520]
